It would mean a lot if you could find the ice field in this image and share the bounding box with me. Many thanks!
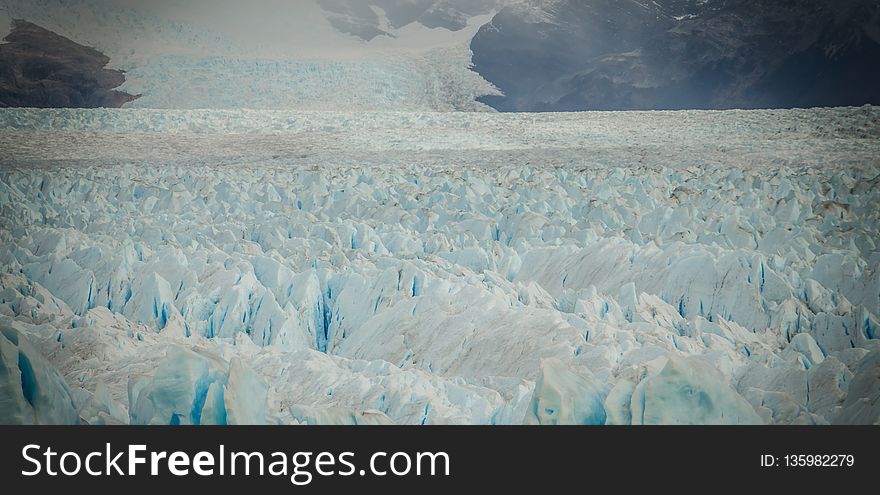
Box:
[1,106,879,424]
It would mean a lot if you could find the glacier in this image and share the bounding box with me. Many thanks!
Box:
[0,106,878,424]
[0,0,501,111]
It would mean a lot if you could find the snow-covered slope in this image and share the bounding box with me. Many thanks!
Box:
[1,106,879,424]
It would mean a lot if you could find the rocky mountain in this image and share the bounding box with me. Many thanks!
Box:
[317,0,500,40]
[471,0,880,111]
[0,19,138,108]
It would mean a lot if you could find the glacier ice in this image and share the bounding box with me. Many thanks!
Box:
[75,381,128,425]
[129,345,267,425]
[0,107,879,424]
[223,358,269,425]
[833,350,880,425]
[128,345,214,425]
[629,356,763,425]
[525,359,608,425]
[0,323,79,424]
[128,346,266,425]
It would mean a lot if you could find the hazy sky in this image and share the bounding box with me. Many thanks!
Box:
[0,0,501,61]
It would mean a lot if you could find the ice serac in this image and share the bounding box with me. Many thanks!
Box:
[128,346,211,425]
[223,358,269,425]
[525,358,607,425]
[75,381,128,425]
[0,323,78,424]
[123,272,176,331]
[631,356,763,425]
[833,350,880,425]
[0,273,74,323]
[129,345,268,425]
[781,333,825,369]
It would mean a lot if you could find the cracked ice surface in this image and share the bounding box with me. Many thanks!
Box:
[0,107,879,424]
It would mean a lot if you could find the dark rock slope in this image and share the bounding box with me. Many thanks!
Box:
[317,0,498,40]
[471,0,880,111]
[0,19,139,108]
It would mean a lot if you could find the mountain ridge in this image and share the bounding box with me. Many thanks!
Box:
[470,0,880,111]
[0,19,139,108]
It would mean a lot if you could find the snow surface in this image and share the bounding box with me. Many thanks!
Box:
[0,106,879,424]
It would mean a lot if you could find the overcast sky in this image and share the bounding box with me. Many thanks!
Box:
[0,0,502,61]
